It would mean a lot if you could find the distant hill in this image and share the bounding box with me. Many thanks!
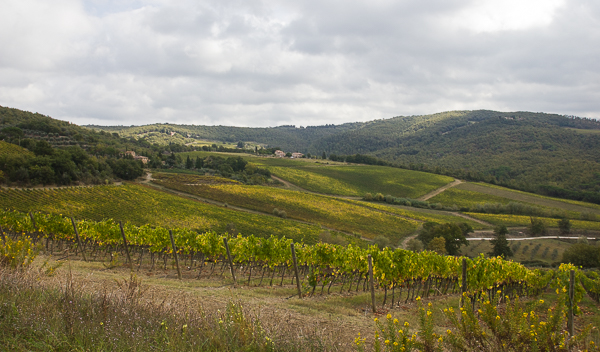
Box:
[3,106,600,203]
[89,110,600,204]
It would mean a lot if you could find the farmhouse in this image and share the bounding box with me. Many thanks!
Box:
[124,150,149,164]
[291,152,304,158]
[274,150,286,158]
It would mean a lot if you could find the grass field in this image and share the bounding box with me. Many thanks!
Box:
[457,182,600,213]
[0,184,322,243]
[152,174,421,243]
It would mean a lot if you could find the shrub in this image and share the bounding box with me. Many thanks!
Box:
[0,236,39,269]
[562,243,600,268]
[405,238,424,252]
[558,218,571,235]
[373,235,391,250]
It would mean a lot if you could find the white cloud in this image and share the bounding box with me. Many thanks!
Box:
[446,0,566,33]
[0,0,599,126]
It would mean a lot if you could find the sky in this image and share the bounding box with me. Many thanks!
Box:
[1,0,599,127]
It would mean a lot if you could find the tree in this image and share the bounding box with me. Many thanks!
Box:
[195,156,203,169]
[185,155,193,169]
[562,243,600,268]
[237,141,245,148]
[406,238,424,252]
[322,151,327,159]
[558,218,571,235]
[417,222,471,255]
[428,237,447,255]
[33,140,54,156]
[488,225,513,258]
[528,217,547,236]
[0,127,24,143]
[373,235,391,250]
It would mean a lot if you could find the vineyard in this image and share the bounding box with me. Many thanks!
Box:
[458,182,600,213]
[1,208,600,316]
[347,199,487,230]
[0,184,322,243]
[152,173,427,242]
[264,164,454,199]
[465,212,600,231]
[0,140,32,157]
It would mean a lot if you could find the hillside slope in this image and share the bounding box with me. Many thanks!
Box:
[89,109,600,202]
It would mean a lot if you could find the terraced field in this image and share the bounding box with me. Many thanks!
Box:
[0,184,322,243]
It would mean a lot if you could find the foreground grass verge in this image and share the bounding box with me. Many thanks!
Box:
[0,265,338,351]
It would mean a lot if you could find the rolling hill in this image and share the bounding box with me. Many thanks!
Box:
[88,109,600,203]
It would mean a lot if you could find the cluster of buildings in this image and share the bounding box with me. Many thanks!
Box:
[274,150,304,158]
[124,150,149,164]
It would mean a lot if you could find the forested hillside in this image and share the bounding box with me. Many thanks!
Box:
[0,106,167,185]
[3,106,600,204]
[90,109,600,203]
[87,121,365,152]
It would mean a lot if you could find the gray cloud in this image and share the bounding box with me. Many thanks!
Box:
[0,0,599,127]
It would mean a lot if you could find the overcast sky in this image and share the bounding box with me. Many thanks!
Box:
[1,0,599,127]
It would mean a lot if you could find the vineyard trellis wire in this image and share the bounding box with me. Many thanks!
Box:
[0,208,596,312]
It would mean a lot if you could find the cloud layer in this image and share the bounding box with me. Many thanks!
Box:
[1,0,599,126]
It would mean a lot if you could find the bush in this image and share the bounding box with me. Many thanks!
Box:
[0,236,39,269]
[364,193,373,201]
[562,243,600,268]
[406,238,424,252]
[373,235,391,250]
[558,218,571,235]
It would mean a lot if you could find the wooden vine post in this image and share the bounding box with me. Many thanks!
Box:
[70,217,87,262]
[29,212,38,243]
[223,237,237,286]
[0,225,5,243]
[291,243,302,299]
[119,221,133,270]
[169,230,182,280]
[368,254,376,313]
[568,269,575,336]
[460,258,467,310]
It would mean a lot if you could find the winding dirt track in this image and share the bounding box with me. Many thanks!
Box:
[418,179,463,201]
